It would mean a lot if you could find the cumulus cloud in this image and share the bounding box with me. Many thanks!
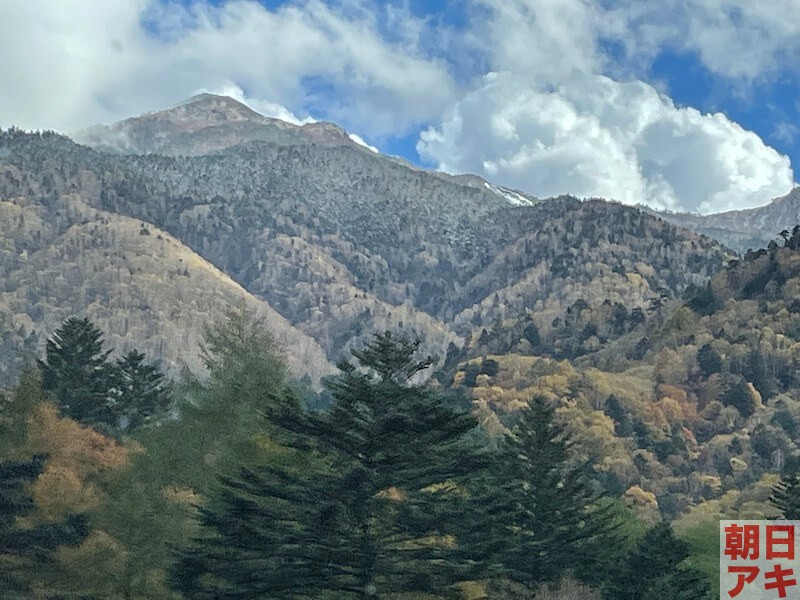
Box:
[414,0,797,213]
[418,72,794,213]
[471,0,603,85]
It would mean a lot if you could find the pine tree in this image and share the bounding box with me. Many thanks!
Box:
[771,472,800,519]
[602,521,711,600]
[38,316,114,424]
[458,396,618,588]
[109,349,171,431]
[0,455,89,597]
[171,331,486,598]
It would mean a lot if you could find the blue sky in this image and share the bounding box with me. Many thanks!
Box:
[1,0,798,214]
[650,49,799,173]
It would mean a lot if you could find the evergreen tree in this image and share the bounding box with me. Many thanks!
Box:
[458,396,617,588]
[172,461,370,599]
[697,343,722,377]
[109,349,172,431]
[172,331,486,598]
[199,304,287,404]
[721,375,759,417]
[0,455,89,597]
[771,472,800,519]
[38,316,113,424]
[602,521,711,600]
[604,394,634,437]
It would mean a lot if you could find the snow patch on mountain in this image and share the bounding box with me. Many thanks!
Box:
[348,133,379,153]
[484,182,538,206]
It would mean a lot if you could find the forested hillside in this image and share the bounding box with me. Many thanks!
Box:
[449,235,800,590]
[0,161,333,384]
[657,187,800,253]
[0,118,730,385]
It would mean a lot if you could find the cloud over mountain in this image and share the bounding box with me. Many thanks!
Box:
[1,0,796,213]
[418,72,794,214]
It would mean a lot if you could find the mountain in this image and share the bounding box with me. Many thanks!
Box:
[71,93,362,156]
[72,93,540,201]
[452,236,800,530]
[0,155,333,384]
[64,92,800,260]
[4,95,793,591]
[0,93,731,387]
[657,187,800,253]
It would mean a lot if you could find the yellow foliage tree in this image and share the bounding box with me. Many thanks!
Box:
[25,403,128,521]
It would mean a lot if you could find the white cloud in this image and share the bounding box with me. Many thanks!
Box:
[198,83,317,126]
[418,72,794,213]
[473,0,604,85]
[606,0,800,82]
[199,82,379,151]
[0,0,457,137]
[414,0,797,213]
[348,133,379,153]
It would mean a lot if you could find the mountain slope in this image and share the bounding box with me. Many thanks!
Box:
[0,165,333,385]
[453,240,800,525]
[1,123,734,372]
[657,187,800,253]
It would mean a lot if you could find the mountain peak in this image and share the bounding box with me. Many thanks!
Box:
[173,92,240,107]
[168,93,266,123]
[72,94,359,156]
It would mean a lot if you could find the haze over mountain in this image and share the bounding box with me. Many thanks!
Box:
[73,93,366,157]
[72,93,539,205]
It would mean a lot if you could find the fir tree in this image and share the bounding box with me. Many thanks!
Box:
[697,343,722,377]
[602,521,711,600]
[0,455,89,597]
[171,461,355,599]
[38,316,113,424]
[109,349,171,431]
[458,396,617,588]
[604,394,634,437]
[172,331,486,598]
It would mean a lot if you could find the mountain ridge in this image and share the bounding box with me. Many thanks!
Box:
[71,93,358,157]
[49,93,800,248]
[656,187,800,253]
[0,125,732,389]
[0,166,334,384]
